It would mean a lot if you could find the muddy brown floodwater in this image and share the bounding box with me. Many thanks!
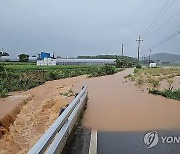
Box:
[0,76,86,154]
[73,68,180,132]
[0,69,180,153]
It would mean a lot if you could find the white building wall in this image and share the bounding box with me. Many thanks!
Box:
[37,58,57,66]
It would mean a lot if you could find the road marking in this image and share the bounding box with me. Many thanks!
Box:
[89,130,97,154]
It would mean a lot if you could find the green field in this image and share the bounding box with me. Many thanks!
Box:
[0,63,120,97]
[4,64,96,71]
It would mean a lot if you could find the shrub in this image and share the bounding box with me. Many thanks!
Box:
[0,88,8,98]
[149,89,180,101]
[104,65,115,75]
[115,59,124,68]
[135,76,145,85]
[136,64,142,69]
[124,74,132,79]
[0,65,4,72]
[134,68,140,74]
[148,78,160,89]
[47,71,58,80]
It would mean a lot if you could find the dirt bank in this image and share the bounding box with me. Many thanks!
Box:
[0,95,31,138]
[0,75,86,154]
[73,69,180,132]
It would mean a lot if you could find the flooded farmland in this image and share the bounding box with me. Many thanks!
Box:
[73,69,180,131]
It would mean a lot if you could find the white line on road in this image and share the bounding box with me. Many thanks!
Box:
[89,130,97,154]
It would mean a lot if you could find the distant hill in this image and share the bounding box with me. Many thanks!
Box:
[149,53,180,64]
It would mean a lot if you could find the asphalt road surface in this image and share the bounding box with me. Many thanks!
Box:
[98,131,180,154]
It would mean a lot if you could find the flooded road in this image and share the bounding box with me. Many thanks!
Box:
[73,69,180,131]
[1,69,180,153]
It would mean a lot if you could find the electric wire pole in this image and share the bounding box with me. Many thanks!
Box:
[149,49,151,64]
[143,55,146,65]
[121,44,124,57]
[136,35,143,62]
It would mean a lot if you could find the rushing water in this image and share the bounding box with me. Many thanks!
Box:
[73,69,180,131]
[0,76,85,154]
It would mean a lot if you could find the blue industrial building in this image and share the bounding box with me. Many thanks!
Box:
[39,52,51,60]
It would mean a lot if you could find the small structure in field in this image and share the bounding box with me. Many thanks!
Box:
[37,52,56,66]
[149,63,157,68]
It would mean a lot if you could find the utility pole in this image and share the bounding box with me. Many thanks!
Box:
[136,35,143,62]
[141,56,144,64]
[144,55,146,65]
[149,49,151,64]
[121,44,124,57]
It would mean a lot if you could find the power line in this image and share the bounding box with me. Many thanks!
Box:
[141,29,180,53]
[143,0,171,34]
[146,0,176,33]
[143,0,176,36]
[152,9,180,35]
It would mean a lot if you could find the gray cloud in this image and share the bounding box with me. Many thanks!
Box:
[0,0,180,58]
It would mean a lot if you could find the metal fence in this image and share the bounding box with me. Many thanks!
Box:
[28,85,88,154]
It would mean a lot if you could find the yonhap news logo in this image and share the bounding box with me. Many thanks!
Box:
[144,131,159,148]
[144,131,180,149]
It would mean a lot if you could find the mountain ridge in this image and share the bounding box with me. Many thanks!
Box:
[149,53,180,64]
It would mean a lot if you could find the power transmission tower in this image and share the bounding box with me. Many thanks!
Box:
[136,35,143,62]
[121,44,124,56]
[149,49,151,64]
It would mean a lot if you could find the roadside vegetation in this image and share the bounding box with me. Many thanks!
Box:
[126,67,180,101]
[0,63,120,97]
[149,89,180,101]
[0,55,138,98]
[115,57,138,68]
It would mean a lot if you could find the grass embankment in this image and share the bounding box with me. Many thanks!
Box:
[149,89,180,101]
[126,67,180,101]
[0,63,121,98]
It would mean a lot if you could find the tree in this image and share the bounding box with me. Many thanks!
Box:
[115,58,128,68]
[115,59,123,68]
[18,54,29,62]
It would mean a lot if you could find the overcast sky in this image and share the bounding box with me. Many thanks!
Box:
[0,0,180,58]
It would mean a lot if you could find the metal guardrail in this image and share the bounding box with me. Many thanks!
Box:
[28,85,88,154]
